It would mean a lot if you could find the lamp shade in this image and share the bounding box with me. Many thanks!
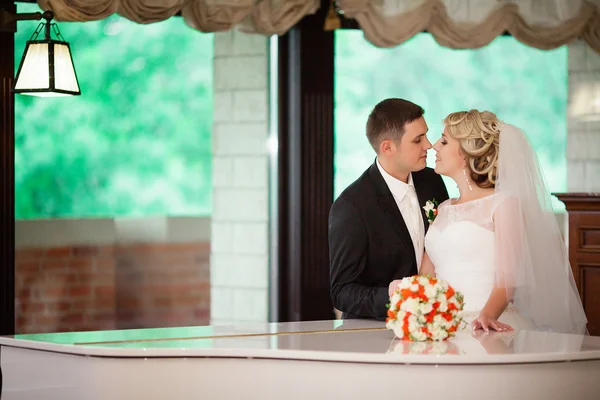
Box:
[14,39,80,97]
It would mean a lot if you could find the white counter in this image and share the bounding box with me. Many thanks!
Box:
[1,319,599,399]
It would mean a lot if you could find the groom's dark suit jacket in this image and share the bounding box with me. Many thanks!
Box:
[329,162,449,320]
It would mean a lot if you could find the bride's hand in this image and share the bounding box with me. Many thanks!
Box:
[472,314,513,332]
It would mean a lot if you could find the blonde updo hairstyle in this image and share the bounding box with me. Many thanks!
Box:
[443,110,502,189]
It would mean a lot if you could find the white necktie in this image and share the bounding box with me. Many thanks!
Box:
[406,186,420,228]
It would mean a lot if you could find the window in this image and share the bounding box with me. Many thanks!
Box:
[335,31,567,210]
[15,3,214,218]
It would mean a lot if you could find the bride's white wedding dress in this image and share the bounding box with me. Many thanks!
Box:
[424,193,535,331]
[420,123,586,335]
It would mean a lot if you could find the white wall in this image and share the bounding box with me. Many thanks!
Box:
[210,29,270,325]
[567,40,600,192]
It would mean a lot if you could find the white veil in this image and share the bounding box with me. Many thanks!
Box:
[493,123,588,335]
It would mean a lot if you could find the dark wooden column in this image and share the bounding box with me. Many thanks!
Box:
[555,193,600,335]
[0,0,16,336]
[274,4,335,322]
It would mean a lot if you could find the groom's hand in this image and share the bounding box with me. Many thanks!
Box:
[388,280,403,297]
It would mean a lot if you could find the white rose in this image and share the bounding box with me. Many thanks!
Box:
[423,201,435,214]
[401,297,421,313]
[399,279,412,289]
[432,328,449,341]
[438,302,448,312]
[418,276,430,286]
[425,285,437,299]
[408,323,417,332]
[420,303,433,315]
[388,323,403,339]
[410,283,420,292]
[429,324,444,339]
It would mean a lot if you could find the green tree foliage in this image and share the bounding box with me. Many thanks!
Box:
[335,31,567,210]
[14,3,213,218]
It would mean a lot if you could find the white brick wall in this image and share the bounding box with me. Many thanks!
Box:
[567,40,600,192]
[210,29,270,324]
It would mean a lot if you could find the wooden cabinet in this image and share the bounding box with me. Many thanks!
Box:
[555,193,600,335]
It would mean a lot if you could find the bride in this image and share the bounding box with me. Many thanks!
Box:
[420,110,588,335]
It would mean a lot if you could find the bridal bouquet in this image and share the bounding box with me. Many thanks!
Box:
[386,275,466,341]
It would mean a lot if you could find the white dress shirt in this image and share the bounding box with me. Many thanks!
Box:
[376,159,424,270]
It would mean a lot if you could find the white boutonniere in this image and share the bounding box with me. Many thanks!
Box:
[423,199,439,224]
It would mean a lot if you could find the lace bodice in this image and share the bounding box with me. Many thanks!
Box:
[424,194,505,312]
[429,193,505,232]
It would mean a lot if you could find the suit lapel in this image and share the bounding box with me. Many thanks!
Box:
[368,162,417,267]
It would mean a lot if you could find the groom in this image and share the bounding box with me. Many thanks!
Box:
[329,98,449,320]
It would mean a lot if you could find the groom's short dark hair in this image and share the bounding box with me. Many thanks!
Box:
[366,98,425,152]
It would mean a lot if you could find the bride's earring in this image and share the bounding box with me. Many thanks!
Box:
[463,168,473,191]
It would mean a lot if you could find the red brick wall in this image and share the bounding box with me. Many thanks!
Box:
[15,242,210,334]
